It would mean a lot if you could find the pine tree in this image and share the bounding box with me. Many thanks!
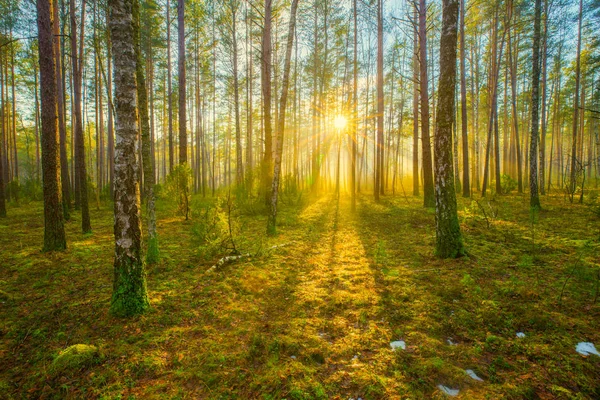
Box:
[37,0,67,251]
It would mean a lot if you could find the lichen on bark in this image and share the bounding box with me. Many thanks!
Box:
[109,0,149,317]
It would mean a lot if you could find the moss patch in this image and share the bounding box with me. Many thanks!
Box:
[50,344,99,376]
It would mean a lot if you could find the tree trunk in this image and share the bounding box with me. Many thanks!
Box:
[267,0,299,235]
[109,0,150,317]
[167,0,174,173]
[230,3,244,188]
[53,0,71,219]
[529,0,542,209]
[434,0,463,258]
[178,0,186,165]
[375,0,384,202]
[70,0,91,233]
[37,0,67,251]
[419,0,434,208]
[459,0,469,197]
[261,0,273,205]
[413,9,419,196]
[539,0,549,195]
[351,0,358,211]
[133,0,159,263]
[569,0,583,200]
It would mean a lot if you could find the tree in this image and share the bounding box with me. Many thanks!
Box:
[434,0,463,258]
[53,0,71,220]
[419,0,434,208]
[459,0,469,197]
[375,0,384,202]
[109,0,150,317]
[267,0,299,235]
[178,0,186,165]
[351,0,358,211]
[0,128,4,217]
[70,0,91,233]
[133,0,159,263]
[37,0,66,251]
[529,0,542,209]
[569,0,583,201]
[261,0,273,205]
[412,8,419,197]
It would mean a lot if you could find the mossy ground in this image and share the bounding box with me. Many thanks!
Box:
[1,190,599,399]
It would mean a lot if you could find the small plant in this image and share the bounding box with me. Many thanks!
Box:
[165,164,191,219]
[191,196,241,260]
[500,174,517,194]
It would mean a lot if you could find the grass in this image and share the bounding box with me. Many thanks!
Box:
[0,190,599,399]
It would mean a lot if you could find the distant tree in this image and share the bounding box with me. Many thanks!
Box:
[0,130,5,217]
[267,0,299,235]
[419,0,435,208]
[109,0,150,317]
[37,0,66,251]
[569,0,583,201]
[529,0,542,209]
[375,0,384,202]
[178,0,186,165]
[69,0,91,233]
[261,0,273,205]
[53,0,70,220]
[133,0,159,263]
[434,0,463,258]
[459,0,470,198]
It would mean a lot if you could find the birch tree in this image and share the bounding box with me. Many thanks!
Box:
[434,0,463,258]
[109,0,150,317]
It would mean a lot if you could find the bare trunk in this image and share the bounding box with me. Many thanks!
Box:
[109,0,149,317]
[267,0,299,235]
[434,0,463,258]
[37,0,66,251]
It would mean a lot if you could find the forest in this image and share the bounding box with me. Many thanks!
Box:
[0,0,600,398]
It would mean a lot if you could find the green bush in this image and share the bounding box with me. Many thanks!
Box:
[165,164,191,218]
[500,174,517,194]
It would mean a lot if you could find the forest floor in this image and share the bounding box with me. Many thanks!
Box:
[1,189,600,399]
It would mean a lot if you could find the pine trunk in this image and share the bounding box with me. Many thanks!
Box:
[37,0,67,251]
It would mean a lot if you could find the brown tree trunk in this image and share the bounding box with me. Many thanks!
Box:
[261,0,273,205]
[37,0,67,251]
[459,0,469,197]
[267,0,299,235]
[53,0,71,219]
[70,0,91,233]
[569,0,583,200]
[178,0,186,165]
[413,9,419,196]
[529,0,542,209]
[419,0,434,207]
[133,0,159,263]
[434,0,463,258]
[375,0,384,202]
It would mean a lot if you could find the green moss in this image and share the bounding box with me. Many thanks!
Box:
[110,258,150,317]
[146,235,160,264]
[50,344,99,376]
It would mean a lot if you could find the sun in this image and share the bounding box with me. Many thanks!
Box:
[333,115,347,130]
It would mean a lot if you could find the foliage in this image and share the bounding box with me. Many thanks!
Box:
[191,196,240,260]
[500,174,517,194]
[164,164,191,218]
